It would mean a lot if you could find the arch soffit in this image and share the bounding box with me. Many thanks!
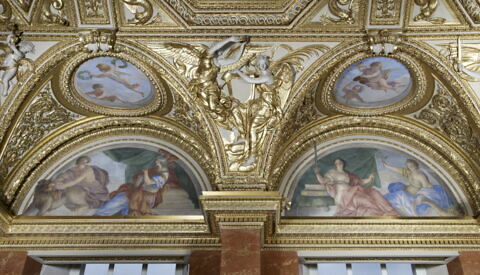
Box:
[271,116,480,216]
[264,40,480,191]
[4,116,215,212]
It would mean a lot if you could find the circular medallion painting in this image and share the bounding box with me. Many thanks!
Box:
[73,56,154,109]
[334,57,413,108]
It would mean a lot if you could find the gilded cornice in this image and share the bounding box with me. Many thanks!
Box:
[0,0,479,253]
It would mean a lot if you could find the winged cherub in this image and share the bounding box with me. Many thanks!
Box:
[0,33,35,99]
[353,61,407,93]
[226,44,329,171]
[153,36,248,121]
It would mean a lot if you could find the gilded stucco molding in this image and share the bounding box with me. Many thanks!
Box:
[164,0,313,27]
[458,0,480,24]
[413,79,480,159]
[269,116,480,214]
[0,40,79,148]
[9,216,208,234]
[5,117,215,209]
[0,82,79,187]
[318,51,430,115]
[200,191,283,237]
[399,40,480,127]
[0,235,220,250]
[77,0,111,25]
[370,0,402,25]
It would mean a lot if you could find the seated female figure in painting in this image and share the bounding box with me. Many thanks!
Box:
[314,159,398,217]
[95,157,170,216]
[383,159,459,216]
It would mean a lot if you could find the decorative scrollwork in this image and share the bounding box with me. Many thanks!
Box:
[40,0,69,26]
[0,83,79,183]
[0,0,12,23]
[459,0,480,24]
[438,38,480,81]
[121,0,154,25]
[277,83,323,147]
[415,83,480,157]
[165,0,311,26]
[367,29,402,55]
[319,0,355,24]
[413,0,446,24]
[375,0,395,18]
[78,29,116,53]
[167,93,209,142]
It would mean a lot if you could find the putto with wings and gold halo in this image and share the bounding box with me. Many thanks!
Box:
[151,37,328,171]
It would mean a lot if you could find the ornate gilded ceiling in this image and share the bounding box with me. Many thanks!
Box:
[0,0,479,253]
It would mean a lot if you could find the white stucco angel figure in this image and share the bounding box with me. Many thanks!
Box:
[0,33,35,99]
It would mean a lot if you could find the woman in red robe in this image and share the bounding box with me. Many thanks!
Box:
[314,159,398,216]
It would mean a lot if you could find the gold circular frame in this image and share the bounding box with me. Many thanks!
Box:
[319,53,429,115]
[58,50,169,116]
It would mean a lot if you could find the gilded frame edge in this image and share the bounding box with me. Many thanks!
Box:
[56,50,170,117]
[318,52,430,116]
[4,117,216,210]
[270,116,480,215]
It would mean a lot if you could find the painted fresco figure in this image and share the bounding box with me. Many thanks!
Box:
[88,61,145,97]
[53,156,110,213]
[382,159,457,216]
[314,159,399,216]
[353,62,408,93]
[342,82,365,104]
[84,83,129,104]
[95,157,170,216]
[24,156,110,215]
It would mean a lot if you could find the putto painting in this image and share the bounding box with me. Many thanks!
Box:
[22,147,202,216]
[334,57,412,108]
[73,56,154,109]
[285,145,464,217]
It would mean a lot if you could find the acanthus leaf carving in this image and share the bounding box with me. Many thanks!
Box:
[318,0,355,25]
[459,0,480,24]
[78,29,117,53]
[167,92,209,143]
[121,0,155,25]
[415,83,480,157]
[40,0,69,26]
[413,0,446,24]
[0,0,12,23]
[0,83,80,183]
